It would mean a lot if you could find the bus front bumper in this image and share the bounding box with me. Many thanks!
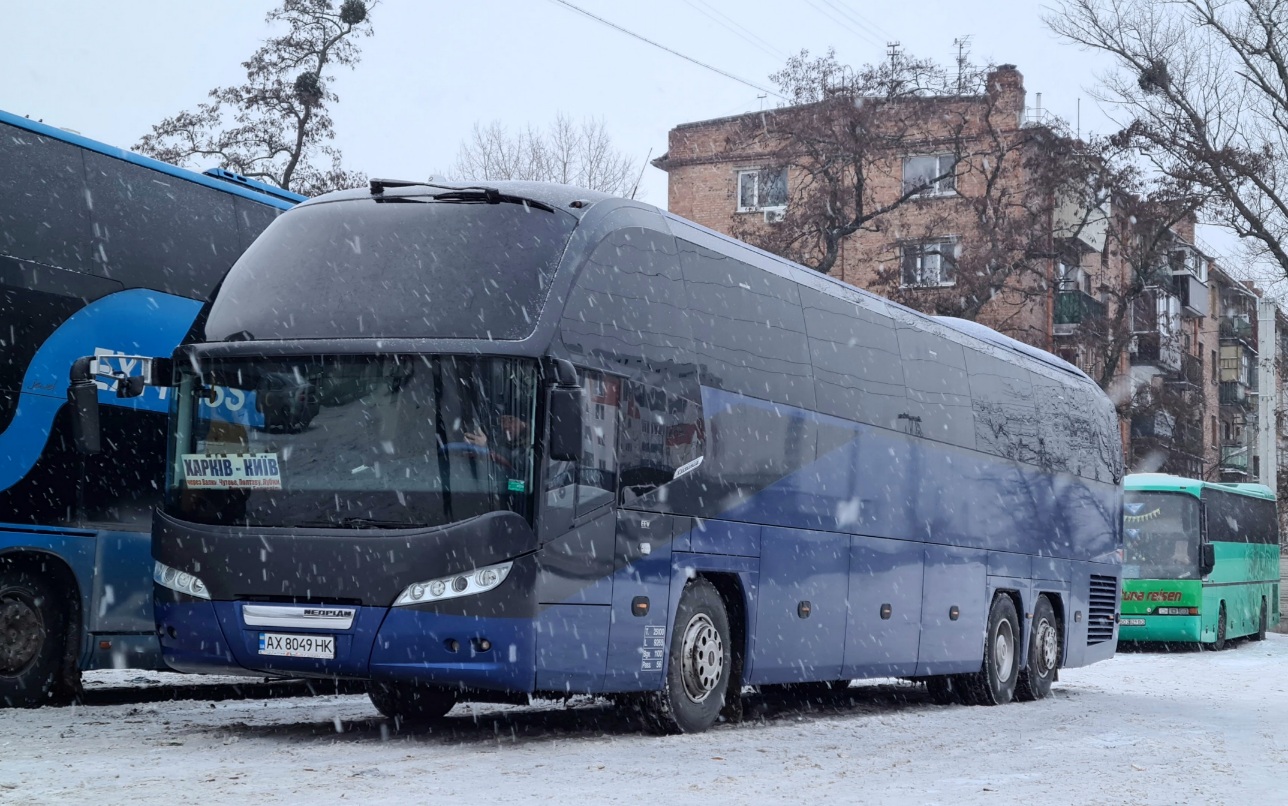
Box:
[155,591,536,691]
[1117,614,1202,643]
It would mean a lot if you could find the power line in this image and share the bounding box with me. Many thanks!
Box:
[691,0,789,61]
[825,0,894,42]
[548,0,787,100]
[802,0,884,48]
[678,0,781,62]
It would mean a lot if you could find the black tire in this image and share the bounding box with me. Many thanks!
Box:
[1251,599,1268,642]
[368,681,456,725]
[1210,603,1227,651]
[0,565,69,708]
[1016,595,1059,702]
[642,578,732,734]
[963,595,1021,706]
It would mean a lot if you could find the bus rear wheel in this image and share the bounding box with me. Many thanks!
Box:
[1016,595,1059,701]
[0,565,68,708]
[643,578,731,734]
[368,681,456,725]
[964,595,1020,706]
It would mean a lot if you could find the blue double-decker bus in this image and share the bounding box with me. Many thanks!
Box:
[0,108,303,707]
[124,180,1121,733]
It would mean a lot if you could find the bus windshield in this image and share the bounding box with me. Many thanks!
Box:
[165,355,538,529]
[1122,491,1201,580]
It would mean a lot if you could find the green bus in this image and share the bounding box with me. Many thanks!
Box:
[1120,473,1280,648]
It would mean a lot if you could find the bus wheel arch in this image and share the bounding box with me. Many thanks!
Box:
[644,576,734,734]
[701,572,747,724]
[0,551,82,707]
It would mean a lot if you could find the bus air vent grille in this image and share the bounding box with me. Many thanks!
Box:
[1086,574,1118,645]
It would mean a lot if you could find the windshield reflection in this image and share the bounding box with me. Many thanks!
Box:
[1122,492,1201,580]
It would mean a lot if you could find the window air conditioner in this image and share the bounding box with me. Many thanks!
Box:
[763,208,785,223]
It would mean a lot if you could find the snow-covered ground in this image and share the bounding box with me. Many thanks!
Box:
[4,636,1287,805]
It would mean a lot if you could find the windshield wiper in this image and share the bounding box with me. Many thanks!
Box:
[368,178,555,211]
[296,517,425,530]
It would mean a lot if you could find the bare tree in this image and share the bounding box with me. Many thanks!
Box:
[1047,0,1288,281]
[136,0,375,196]
[446,114,640,197]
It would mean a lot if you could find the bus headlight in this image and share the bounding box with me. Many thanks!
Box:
[153,560,211,600]
[393,561,513,606]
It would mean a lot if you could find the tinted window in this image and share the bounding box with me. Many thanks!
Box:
[84,152,242,299]
[1205,489,1278,544]
[560,228,693,373]
[893,315,975,449]
[618,375,705,507]
[678,239,813,408]
[0,122,94,272]
[965,347,1038,461]
[206,199,577,341]
[800,286,906,428]
[1030,369,1119,481]
[234,195,282,252]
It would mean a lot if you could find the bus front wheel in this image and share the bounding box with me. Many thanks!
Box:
[644,578,732,734]
[368,681,456,726]
[0,565,68,708]
[1015,595,1059,701]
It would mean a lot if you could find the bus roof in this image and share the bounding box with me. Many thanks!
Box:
[0,108,304,209]
[1124,473,1275,501]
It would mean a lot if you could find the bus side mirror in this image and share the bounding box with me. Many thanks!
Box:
[1199,543,1215,576]
[548,387,582,462]
[68,357,101,455]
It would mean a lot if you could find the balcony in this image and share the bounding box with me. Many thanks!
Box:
[1172,272,1209,318]
[1130,331,1183,373]
[1131,411,1174,440]
[1164,352,1203,389]
[1219,316,1254,343]
[1220,381,1253,408]
[1053,289,1106,336]
[1219,444,1249,477]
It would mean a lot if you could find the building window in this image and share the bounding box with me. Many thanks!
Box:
[736,168,787,212]
[902,154,957,197]
[900,238,957,287]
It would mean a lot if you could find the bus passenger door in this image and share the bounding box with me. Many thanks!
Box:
[532,370,618,693]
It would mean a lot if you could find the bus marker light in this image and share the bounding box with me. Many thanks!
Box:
[429,580,446,597]
[99,641,111,650]
[632,597,650,617]
[452,577,469,593]
[474,638,492,652]
[446,639,460,653]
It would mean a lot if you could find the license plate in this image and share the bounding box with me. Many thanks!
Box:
[1120,618,1146,627]
[258,632,335,659]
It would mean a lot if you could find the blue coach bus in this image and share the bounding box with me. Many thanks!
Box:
[0,108,303,707]
[117,180,1120,733]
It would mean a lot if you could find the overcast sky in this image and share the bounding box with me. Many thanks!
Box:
[7,0,1126,207]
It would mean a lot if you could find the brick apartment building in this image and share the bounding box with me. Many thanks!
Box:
[654,64,1277,481]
